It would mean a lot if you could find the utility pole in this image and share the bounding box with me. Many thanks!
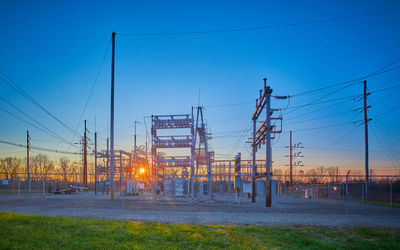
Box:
[83,120,88,188]
[363,80,371,201]
[251,99,258,203]
[289,130,293,188]
[26,130,31,205]
[133,121,137,176]
[110,31,116,200]
[134,121,137,158]
[94,132,97,195]
[265,79,272,207]
[285,133,303,188]
[251,78,283,207]
[106,137,109,194]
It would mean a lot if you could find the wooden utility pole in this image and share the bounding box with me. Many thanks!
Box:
[363,80,371,200]
[94,132,97,195]
[110,31,116,200]
[251,78,283,207]
[251,98,258,203]
[106,137,109,194]
[289,130,293,187]
[83,120,88,187]
[265,79,272,207]
[26,130,31,205]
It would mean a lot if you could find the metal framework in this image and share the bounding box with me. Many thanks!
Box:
[193,106,214,202]
[251,78,283,207]
[151,114,195,197]
[151,108,214,201]
[95,148,133,194]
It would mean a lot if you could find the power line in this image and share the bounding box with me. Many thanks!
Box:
[0,105,79,150]
[0,72,80,137]
[370,84,400,94]
[118,9,400,36]
[0,139,80,155]
[283,98,352,122]
[0,96,80,149]
[289,61,400,98]
[205,101,253,108]
[281,64,400,118]
[221,121,252,160]
[284,109,357,126]
[308,126,359,159]
[373,104,400,118]
[290,121,355,133]
[371,124,400,169]
[281,93,361,111]
[370,109,400,168]
[65,38,112,155]
[200,65,400,112]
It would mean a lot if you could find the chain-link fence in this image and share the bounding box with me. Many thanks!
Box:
[1,172,399,210]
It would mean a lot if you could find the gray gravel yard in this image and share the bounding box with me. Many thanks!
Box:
[1,192,399,227]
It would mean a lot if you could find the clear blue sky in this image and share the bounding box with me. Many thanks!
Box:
[1,0,399,174]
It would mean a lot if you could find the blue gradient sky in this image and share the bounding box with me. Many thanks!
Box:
[1,0,399,173]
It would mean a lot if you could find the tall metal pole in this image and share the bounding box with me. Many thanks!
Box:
[252,99,257,202]
[134,121,137,157]
[190,109,195,199]
[133,121,137,179]
[26,130,31,205]
[363,80,369,201]
[94,132,97,195]
[200,107,212,202]
[265,78,272,207]
[106,137,109,194]
[110,32,116,200]
[289,130,293,188]
[83,120,88,187]
[120,151,123,188]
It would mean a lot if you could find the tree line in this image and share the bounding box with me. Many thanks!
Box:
[0,154,78,182]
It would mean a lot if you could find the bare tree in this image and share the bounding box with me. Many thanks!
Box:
[59,157,72,184]
[305,168,318,184]
[30,154,54,180]
[0,157,23,180]
[326,167,338,183]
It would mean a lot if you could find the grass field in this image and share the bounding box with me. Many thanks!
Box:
[0,212,399,249]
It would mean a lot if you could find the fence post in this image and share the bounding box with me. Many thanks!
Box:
[28,174,31,206]
[18,180,20,199]
[228,162,231,203]
[390,179,393,209]
[122,181,125,209]
[75,173,78,195]
[42,178,45,198]
[346,175,349,214]
[284,174,287,195]
[327,183,330,202]
[75,173,78,207]
[362,182,365,208]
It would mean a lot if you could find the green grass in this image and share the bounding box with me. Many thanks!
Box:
[0,189,42,194]
[365,200,400,208]
[0,212,399,249]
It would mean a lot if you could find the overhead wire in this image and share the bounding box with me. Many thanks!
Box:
[0,139,80,155]
[0,72,80,137]
[118,9,400,36]
[65,38,112,155]
[0,97,80,149]
[0,106,79,150]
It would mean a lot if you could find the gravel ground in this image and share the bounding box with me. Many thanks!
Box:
[1,193,399,227]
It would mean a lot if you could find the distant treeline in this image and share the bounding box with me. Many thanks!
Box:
[0,154,81,182]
